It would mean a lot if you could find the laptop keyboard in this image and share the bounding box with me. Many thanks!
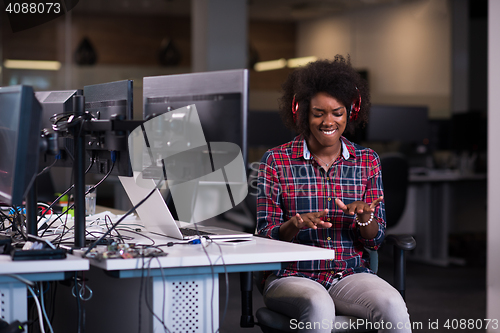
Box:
[179,228,215,237]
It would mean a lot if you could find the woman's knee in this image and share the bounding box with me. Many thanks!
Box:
[265,282,334,312]
[370,290,410,323]
[371,288,406,309]
[301,289,335,312]
[263,276,335,323]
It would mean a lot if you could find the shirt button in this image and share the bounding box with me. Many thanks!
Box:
[331,271,335,274]
[328,197,332,201]
[327,218,331,222]
[326,177,330,181]
[327,237,331,240]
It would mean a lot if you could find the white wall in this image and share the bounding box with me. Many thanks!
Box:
[297,0,451,118]
[487,0,500,328]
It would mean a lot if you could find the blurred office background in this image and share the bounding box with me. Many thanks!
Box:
[0,0,487,198]
[2,0,498,330]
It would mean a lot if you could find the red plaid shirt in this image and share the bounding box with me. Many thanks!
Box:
[257,135,386,289]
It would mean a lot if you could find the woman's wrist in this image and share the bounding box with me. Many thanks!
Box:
[279,217,301,241]
[355,212,374,227]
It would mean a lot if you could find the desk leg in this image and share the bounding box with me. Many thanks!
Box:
[152,273,219,333]
[410,181,465,266]
[441,183,466,266]
[411,183,450,266]
[422,183,433,261]
[411,182,440,264]
[438,182,450,262]
[0,282,27,324]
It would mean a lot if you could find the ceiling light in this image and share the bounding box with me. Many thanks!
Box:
[287,56,318,68]
[3,59,61,71]
[254,58,287,72]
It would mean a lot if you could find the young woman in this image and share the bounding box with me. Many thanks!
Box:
[257,56,411,333]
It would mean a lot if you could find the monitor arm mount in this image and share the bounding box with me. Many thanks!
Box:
[25,126,60,236]
[26,94,145,249]
[72,96,145,248]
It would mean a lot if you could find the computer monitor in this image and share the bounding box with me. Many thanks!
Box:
[83,80,133,176]
[248,110,296,148]
[35,89,83,169]
[143,69,248,165]
[366,105,429,144]
[142,69,248,222]
[451,111,487,152]
[0,85,42,206]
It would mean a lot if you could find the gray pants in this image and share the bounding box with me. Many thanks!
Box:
[263,273,412,333]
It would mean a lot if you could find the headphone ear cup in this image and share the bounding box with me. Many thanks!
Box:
[292,96,299,124]
[349,86,362,122]
[348,103,354,121]
[350,98,361,121]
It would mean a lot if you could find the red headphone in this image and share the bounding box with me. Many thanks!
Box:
[292,95,299,123]
[349,87,361,122]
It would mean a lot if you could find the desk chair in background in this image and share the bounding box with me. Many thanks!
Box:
[220,162,262,233]
[378,152,416,299]
[240,154,416,333]
[380,152,409,232]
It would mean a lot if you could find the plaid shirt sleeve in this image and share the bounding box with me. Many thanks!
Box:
[257,150,284,241]
[356,149,386,250]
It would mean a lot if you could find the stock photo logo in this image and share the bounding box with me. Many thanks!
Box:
[3,0,79,32]
[128,105,248,224]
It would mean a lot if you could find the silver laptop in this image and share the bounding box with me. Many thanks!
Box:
[119,176,253,240]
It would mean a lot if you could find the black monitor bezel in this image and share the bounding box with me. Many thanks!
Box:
[35,89,83,170]
[142,69,248,165]
[83,79,134,177]
[366,104,430,144]
[0,85,42,206]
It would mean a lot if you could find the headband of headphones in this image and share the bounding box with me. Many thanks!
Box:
[292,88,361,123]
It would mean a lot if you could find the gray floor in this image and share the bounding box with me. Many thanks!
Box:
[218,246,487,333]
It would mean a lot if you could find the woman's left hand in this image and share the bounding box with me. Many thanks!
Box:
[335,196,383,220]
[335,196,383,239]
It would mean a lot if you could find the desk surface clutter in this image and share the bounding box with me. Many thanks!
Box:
[1,206,334,333]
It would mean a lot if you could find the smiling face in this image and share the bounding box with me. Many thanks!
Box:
[306,92,347,154]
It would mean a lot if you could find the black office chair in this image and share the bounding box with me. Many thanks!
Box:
[380,152,409,231]
[239,154,416,333]
[378,152,415,300]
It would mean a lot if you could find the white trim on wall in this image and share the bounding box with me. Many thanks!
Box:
[487,0,500,328]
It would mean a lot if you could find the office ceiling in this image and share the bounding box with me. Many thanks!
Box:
[73,0,415,21]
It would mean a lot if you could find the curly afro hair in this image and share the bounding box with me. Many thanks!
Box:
[278,55,370,138]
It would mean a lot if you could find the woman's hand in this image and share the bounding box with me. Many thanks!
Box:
[335,197,383,219]
[292,209,332,230]
[335,196,383,239]
[279,209,331,241]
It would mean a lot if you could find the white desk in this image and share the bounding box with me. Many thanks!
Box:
[406,171,486,266]
[0,254,89,324]
[84,233,334,333]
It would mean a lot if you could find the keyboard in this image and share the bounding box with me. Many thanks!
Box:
[179,228,214,237]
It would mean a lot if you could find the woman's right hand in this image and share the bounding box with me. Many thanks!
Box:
[279,209,331,241]
[293,209,332,230]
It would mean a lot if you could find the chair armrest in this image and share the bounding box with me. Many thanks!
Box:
[385,234,416,251]
[384,234,416,300]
